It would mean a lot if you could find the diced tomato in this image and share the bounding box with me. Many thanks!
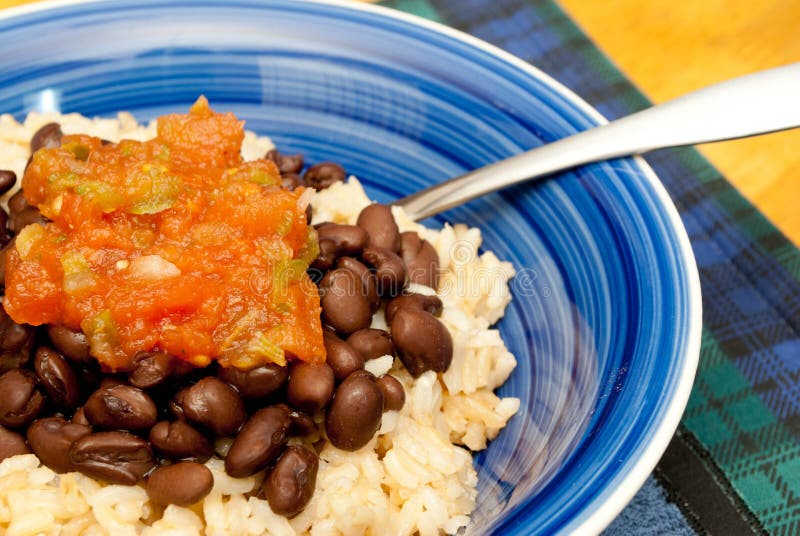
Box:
[157,96,244,170]
[3,98,325,371]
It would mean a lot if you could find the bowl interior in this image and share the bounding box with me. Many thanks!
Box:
[0,1,699,534]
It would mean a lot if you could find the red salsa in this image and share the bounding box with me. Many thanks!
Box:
[3,98,325,371]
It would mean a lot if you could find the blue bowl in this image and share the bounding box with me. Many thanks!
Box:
[0,1,701,533]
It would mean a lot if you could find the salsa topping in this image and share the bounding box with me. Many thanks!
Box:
[3,98,324,371]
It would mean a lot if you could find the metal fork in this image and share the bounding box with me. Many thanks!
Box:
[396,63,800,221]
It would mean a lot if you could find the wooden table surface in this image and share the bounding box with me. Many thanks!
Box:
[558,0,800,246]
[2,0,798,246]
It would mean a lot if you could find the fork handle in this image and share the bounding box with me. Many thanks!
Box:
[396,62,800,221]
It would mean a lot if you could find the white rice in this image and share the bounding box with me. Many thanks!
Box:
[0,111,520,535]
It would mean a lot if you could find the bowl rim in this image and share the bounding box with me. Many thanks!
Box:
[0,0,702,533]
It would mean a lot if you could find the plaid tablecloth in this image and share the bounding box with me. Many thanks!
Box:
[379,0,800,534]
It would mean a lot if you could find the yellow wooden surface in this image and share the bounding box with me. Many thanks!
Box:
[558,0,800,245]
[2,0,798,245]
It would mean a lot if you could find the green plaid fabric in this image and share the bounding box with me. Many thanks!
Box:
[379,0,800,534]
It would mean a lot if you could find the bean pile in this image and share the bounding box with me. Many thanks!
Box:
[0,125,454,519]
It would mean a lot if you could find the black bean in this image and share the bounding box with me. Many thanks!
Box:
[376,375,405,412]
[98,376,127,391]
[356,204,400,252]
[346,328,395,361]
[390,308,453,377]
[172,360,198,379]
[7,190,27,216]
[0,209,8,246]
[399,231,440,289]
[7,186,47,236]
[286,362,334,414]
[319,269,372,335]
[71,406,90,426]
[169,387,189,420]
[323,331,364,381]
[27,417,91,473]
[361,246,407,298]
[281,173,303,191]
[146,462,214,507]
[182,377,247,436]
[0,369,44,428]
[0,424,30,461]
[128,351,174,389]
[303,162,345,190]
[266,149,304,176]
[84,385,158,431]
[315,223,368,257]
[311,224,369,274]
[0,238,14,288]
[312,239,339,272]
[0,312,32,353]
[0,307,35,373]
[0,170,16,196]
[262,445,319,517]
[289,410,317,436]
[149,420,214,462]
[46,325,92,364]
[74,365,102,399]
[225,405,292,478]
[385,293,443,324]
[337,257,380,312]
[325,373,383,451]
[217,362,288,399]
[345,369,376,383]
[34,346,80,409]
[9,206,47,234]
[70,431,155,485]
[30,122,62,152]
